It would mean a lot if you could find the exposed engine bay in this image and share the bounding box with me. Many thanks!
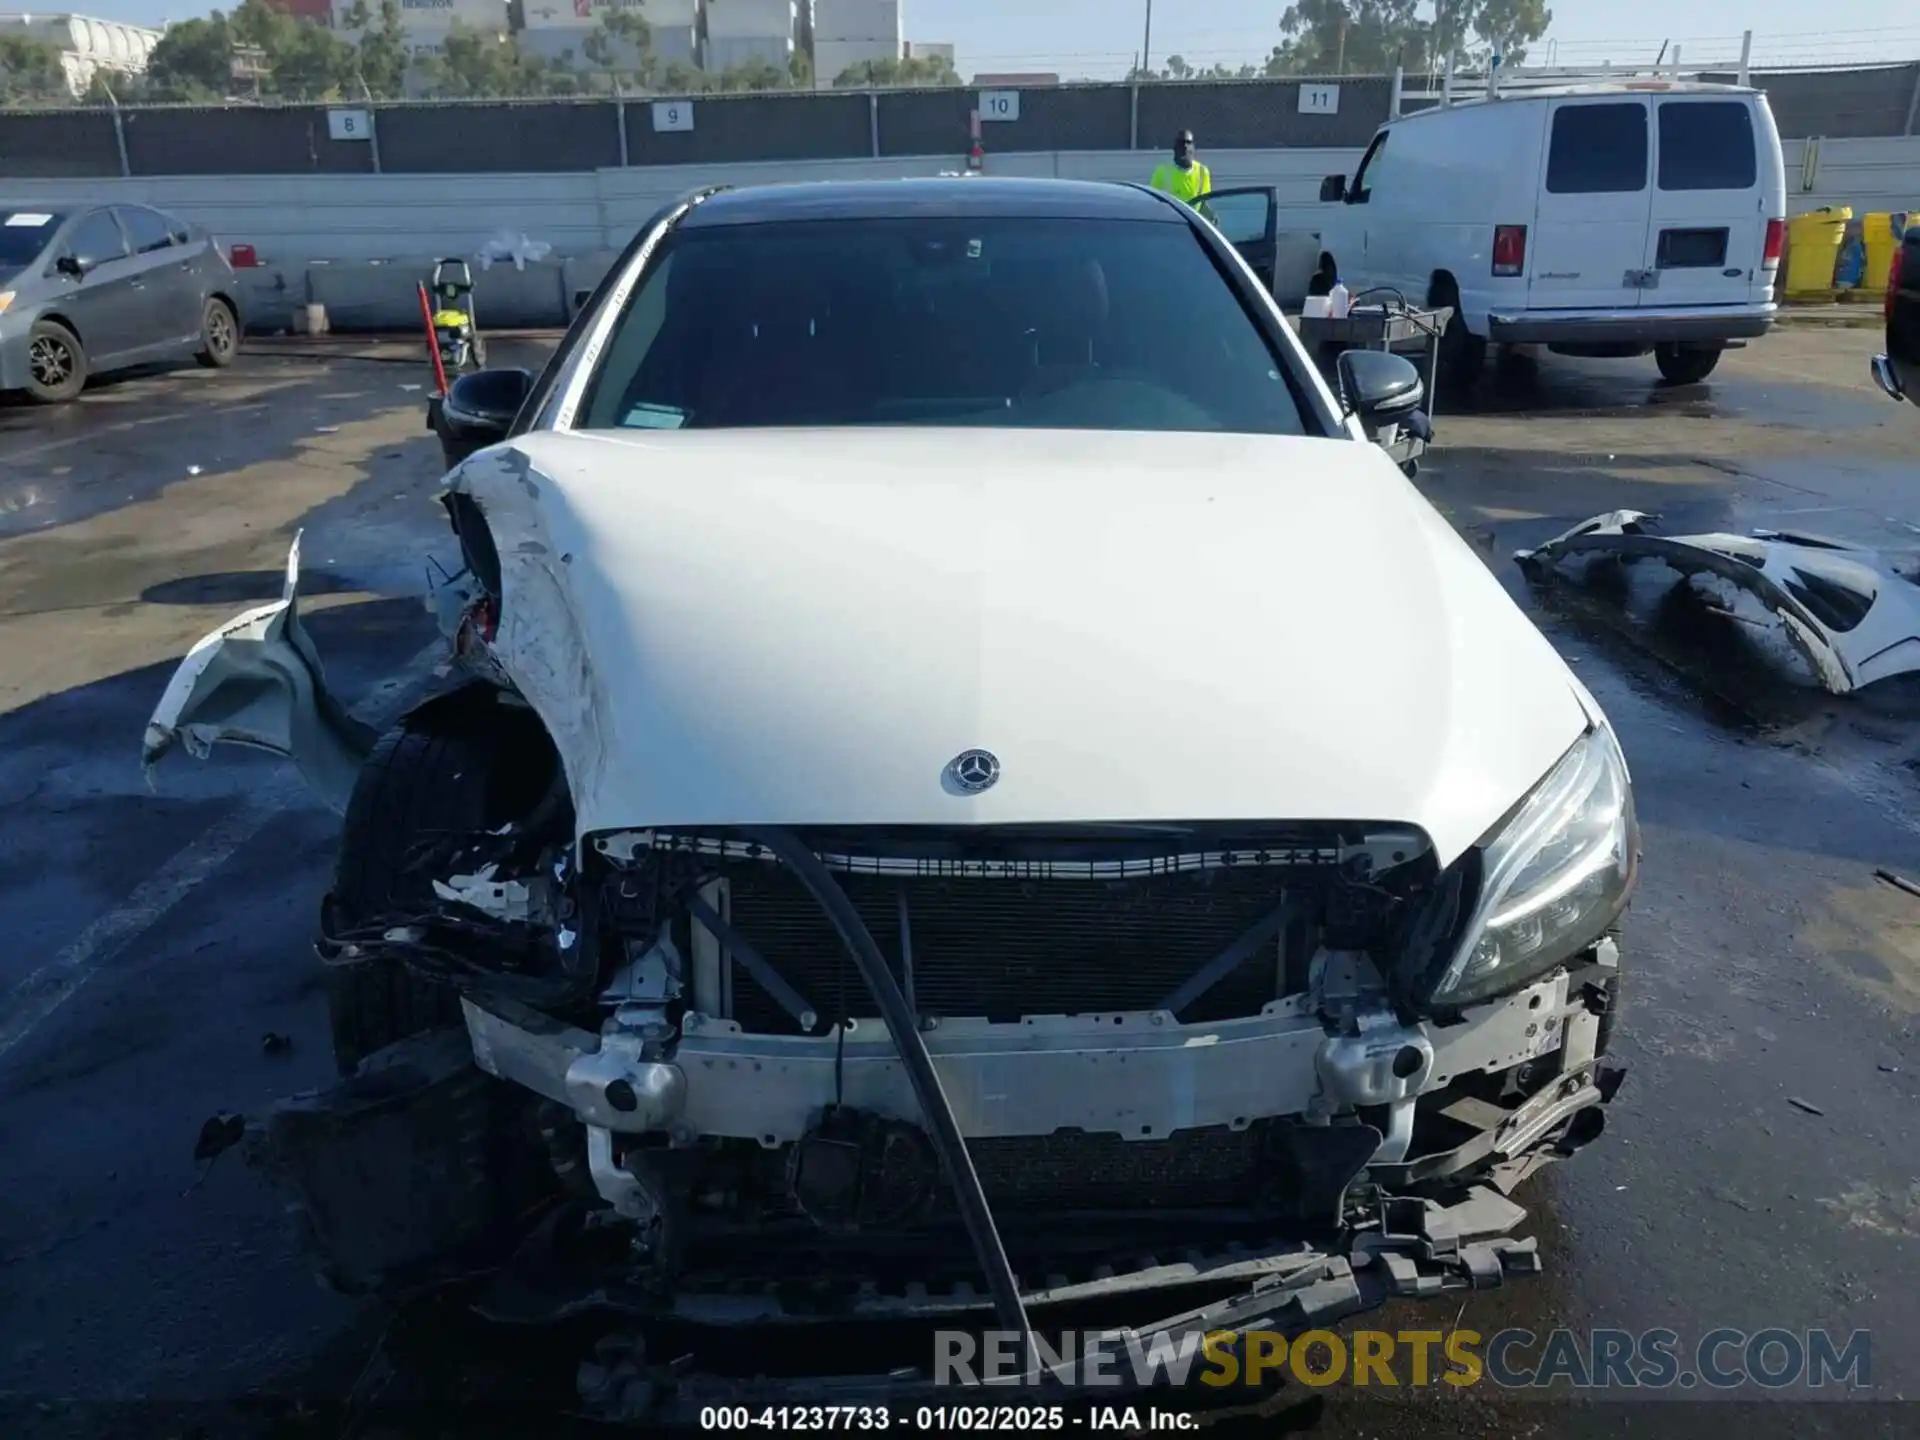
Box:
[144,443,1634,1417]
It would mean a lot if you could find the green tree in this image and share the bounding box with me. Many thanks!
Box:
[1266,0,1550,77]
[831,53,958,88]
[339,0,410,98]
[145,15,238,101]
[714,56,792,91]
[1267,0,1426,76]
[581,6,654,91]
[0,33,71,103]
[1470,0,1552,65]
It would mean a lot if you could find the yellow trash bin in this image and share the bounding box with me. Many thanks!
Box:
[1784,206,1851,300]
[1863,210,1915,295]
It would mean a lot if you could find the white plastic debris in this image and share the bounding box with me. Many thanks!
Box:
[476,229,554,272]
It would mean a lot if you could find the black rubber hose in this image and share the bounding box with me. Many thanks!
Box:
[748,827,1036,1365]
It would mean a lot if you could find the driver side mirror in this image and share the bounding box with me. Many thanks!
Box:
[433,367,533,470]
[1319,174,1347,204]
[1336,349,1424,422]
[54,254,84,279]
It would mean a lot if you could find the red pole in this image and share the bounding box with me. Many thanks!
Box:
[418,281,449,397]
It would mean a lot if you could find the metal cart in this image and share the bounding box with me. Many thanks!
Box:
[1294,300,1451,475]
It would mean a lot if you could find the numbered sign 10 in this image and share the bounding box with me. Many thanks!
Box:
[327,108,372,141]
[1297,84,1340,115]
[652,101,694,132]
[978,90,1020,122]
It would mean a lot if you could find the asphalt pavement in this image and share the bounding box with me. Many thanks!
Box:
[0,329,1917,1437]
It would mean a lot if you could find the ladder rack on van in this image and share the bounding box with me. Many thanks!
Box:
[1388,30,1754,118]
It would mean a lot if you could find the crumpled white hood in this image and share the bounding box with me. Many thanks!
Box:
[454,427,1589,865]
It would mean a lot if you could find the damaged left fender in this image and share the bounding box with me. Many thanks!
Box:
[142,531,376,814]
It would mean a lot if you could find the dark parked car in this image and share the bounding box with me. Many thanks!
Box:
[1871,221,1920,406]
[0,202,242,404]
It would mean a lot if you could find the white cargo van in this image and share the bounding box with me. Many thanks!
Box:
[1313,82,1787,384]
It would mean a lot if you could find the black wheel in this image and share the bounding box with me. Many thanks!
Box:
[1433,285,1485,389]
[324,722,494,1075]
[25,320,87,404]
[195,297,239,368]
[1654,343,1721,385]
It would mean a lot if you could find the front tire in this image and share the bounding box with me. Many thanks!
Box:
[1432,282,1485,390]
[1654,343,1721,385]
[195,297,239,368]
[324,723,493,1074]
[25,320,87,404]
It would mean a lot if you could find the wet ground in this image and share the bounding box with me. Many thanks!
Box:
[0,327,1917,1437]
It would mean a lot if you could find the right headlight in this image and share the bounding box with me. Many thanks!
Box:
[1427,723,1638,1009]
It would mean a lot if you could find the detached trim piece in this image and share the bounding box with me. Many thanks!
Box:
[1516,509,1920,695]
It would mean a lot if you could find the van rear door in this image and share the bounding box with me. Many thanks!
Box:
[1645,96,1779,307]
[1528,97,1653,311]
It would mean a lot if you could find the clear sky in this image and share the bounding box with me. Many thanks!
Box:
[82,0,1920,79]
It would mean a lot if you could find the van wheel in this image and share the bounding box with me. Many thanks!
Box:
[1435,299,1485,389]
[25,320,87,404]
[1654,344,1721,385]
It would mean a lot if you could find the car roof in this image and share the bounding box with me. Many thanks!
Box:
[679,177,1185,229]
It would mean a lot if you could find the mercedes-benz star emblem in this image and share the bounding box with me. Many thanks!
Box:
[947,749,1001,794]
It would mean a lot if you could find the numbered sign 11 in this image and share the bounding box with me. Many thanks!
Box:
[652,101,694,132]
[978,90,1020,122]
[1297,84,1340,115]
[327,108,372,141]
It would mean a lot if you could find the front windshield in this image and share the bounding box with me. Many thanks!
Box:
[577,214,1308,435]
[0,210,64,268]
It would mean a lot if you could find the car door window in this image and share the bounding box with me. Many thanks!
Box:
[162,210,194,245]
[1349,132,1388,203]
[1203,191,1272,246]
[1546,103,1649,193]
[67,209,128,270]
[118,206,176,255]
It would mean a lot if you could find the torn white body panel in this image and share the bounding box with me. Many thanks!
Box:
[445,425,1589,866]
[141,531,375,814]
[1516,510,1920,696]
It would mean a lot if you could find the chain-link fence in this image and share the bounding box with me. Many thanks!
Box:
[1,67,1913,178]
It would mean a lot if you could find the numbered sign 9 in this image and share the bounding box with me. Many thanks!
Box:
[652,101,694,133]
[327,108,372,141]
[977,90,1020,122]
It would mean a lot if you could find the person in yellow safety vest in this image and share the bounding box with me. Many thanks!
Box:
[1149,130,1212,205]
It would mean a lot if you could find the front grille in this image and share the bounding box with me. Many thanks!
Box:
[967,1124,1274,1212]
[716,857,1288,1032]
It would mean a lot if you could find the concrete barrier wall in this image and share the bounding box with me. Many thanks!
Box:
[10,136,1915,333]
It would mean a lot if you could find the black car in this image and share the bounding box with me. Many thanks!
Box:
[1871,221,1920,405]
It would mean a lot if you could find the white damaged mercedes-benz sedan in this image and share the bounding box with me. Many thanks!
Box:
[144,178,1634,1415]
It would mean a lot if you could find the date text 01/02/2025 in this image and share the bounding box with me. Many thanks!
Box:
[698,1406,1199,1432]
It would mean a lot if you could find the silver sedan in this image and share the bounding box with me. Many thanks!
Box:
[0,202,243,404]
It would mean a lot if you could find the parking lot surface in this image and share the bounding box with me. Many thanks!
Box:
[0,329,1917,1436]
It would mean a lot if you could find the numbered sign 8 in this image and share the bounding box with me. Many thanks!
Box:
[978,90,1020,122]
[327,108,372,141]
[652,101,694,133]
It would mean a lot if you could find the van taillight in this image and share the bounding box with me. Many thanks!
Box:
[1492,225,1527,277]
[1762,218,1784,267]
[1890,242,1905,320]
